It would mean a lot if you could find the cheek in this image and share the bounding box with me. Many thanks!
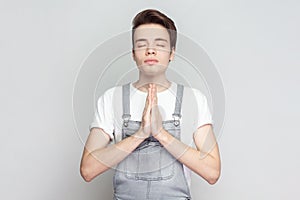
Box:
[135,57,143,64]
[133,52,144,62]
[159,53,171,62]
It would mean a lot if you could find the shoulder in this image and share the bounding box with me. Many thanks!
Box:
[97,85,123,103]
[103,85,122,96]
[182,85,208,101]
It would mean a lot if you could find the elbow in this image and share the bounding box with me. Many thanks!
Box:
[207,169,220,185]
[80,157,108,182]
[207,177,218,185]
[80,165,94,182]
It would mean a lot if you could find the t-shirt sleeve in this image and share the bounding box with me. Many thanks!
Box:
[89,89,114,140]
[193,89,214,128]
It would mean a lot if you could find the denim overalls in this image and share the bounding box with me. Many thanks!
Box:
[113,83,191,200]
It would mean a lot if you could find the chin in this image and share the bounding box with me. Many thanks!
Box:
[141,67,166,74]
[141,64,167,71]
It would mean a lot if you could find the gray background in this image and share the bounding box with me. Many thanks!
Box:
[1,0,299,199]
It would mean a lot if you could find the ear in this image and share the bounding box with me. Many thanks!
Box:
[132,48,136,61]
[169,47,175,62]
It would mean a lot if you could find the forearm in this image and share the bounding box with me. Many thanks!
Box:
[154,129,220,184]
[81,130,145,182]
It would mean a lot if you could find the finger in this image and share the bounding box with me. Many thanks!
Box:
[146,85,152,113]
[153,84,157,105]
[142,85,151,114]
[149,84,152,104]
[148,83,154,106]
[144,89,149,108]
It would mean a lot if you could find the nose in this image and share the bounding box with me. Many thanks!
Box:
[145,47,156,55]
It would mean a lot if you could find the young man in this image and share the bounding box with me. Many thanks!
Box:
[80,9,221,199]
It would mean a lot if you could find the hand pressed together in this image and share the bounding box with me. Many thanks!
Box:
[138,83,163,139]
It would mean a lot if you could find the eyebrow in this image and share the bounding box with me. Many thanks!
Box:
[135,38,168,43]
[135,38,147,43]
[155,38,168,42]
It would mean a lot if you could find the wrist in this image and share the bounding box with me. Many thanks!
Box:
[133,128,148,140]
[153,128,169,142]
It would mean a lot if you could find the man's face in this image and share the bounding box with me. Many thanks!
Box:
[132,23,175,76]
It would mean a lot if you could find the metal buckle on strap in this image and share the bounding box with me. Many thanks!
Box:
[172,114,181,126]
[122,114,131,127]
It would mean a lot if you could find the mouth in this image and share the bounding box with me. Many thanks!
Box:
[144,59,158,65]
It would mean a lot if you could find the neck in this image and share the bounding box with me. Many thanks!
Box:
[133,73,171,93]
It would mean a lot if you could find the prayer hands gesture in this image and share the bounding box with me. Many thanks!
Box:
[138,83,163,139]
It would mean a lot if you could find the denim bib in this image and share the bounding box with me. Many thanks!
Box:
[113,83,191,200]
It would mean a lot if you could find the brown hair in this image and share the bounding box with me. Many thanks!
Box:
[132,9,177,50]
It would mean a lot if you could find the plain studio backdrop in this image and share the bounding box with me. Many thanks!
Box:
[1,0,299,199]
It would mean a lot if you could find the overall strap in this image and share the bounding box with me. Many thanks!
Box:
[172,84,184,126]
[122,83,131,127]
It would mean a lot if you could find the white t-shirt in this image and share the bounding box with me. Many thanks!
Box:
[89,82,213,188]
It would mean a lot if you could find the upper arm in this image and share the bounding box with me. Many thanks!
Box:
[193,124,220,159]
[89,89,115,140]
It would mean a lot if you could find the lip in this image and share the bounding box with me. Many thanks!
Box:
[144,59,159,65]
